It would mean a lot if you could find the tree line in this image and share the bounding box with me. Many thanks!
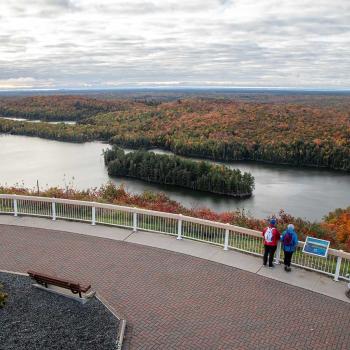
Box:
[0,96,349,171]
[104,146,255,197]
[0,95,126,121]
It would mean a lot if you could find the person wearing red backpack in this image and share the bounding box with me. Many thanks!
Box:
[281,224,299,272]
[262,218,280,268]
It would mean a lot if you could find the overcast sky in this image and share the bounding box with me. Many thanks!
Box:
[0,0,349,89]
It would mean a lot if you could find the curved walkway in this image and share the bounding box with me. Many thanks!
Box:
[1,218,350,349]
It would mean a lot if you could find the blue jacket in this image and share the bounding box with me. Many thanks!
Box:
[281,228,298,252]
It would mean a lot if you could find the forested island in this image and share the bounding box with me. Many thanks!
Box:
[0,93,349,171]
[104,147,255,197]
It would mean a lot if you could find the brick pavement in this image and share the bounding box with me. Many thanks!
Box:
[1,224,350,350]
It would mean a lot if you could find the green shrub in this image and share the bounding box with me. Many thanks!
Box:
[0,283,8,308]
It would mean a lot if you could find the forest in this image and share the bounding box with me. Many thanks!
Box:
[0,94,349,171]
[104,147,255,197]
[0,95,127,121]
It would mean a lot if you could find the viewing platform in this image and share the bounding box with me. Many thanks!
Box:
[1,195,350,349]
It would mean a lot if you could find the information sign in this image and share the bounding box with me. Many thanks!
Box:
[302,236,330,258]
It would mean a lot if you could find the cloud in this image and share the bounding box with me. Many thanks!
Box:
[0,77,54,89]
[0,0,80,18]
[0,0,349,89]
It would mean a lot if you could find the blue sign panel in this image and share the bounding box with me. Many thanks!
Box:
[302,236,330,258]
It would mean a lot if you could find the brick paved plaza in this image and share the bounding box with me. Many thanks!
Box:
[1,224,350,349]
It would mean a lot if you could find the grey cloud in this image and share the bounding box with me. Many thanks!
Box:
[0,35,12,44]
[43,43,78,49]
[0,0,349,88]
[5,0,80,17]
[47,0,75,8]
[97,2,158,15]
[0,35,36,55]
[94,1,215,16]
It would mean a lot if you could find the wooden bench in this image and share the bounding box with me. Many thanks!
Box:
[28,270,91,298]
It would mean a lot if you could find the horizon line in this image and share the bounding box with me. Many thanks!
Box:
[1,85,350,92]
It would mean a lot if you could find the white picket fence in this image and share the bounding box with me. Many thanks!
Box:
[1,194,349,282]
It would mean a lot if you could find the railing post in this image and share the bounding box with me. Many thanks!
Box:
[177,214,183,240]
[334,252,343,281]
[13,197,18,217]
[224,224,229,251]
[52,201,56,221]
[275,241,282,264]
[91,206,96,225]
[133,210,137,233]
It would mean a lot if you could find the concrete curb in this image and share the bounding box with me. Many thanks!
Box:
[96,293,127,350]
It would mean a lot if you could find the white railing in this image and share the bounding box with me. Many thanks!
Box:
[1,194,349,282]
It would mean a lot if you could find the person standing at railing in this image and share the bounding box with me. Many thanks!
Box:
[262,219,280,268]
[280,224,298,272]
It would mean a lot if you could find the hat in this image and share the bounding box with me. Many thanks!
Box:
[270,218,277,225]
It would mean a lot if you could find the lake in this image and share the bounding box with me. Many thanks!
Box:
[0,134,349,221]
[0,117,76,125]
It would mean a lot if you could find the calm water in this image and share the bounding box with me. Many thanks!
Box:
[0,117,76,125]
[0,134,349,221]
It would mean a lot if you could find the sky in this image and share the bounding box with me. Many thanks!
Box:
[0,0,349,89]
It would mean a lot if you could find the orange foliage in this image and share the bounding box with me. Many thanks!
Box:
[323,208,350,251]
[1,95,349,170]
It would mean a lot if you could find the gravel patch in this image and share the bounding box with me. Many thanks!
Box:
[0,272,119,350]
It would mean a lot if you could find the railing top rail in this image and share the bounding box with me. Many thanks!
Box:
[1,193,349,260]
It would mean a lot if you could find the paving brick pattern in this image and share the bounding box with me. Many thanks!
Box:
[1,224,350,350]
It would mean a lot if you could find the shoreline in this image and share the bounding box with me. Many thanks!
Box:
[0,130,348,173]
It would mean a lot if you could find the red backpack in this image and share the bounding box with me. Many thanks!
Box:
[284,231,293,246]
